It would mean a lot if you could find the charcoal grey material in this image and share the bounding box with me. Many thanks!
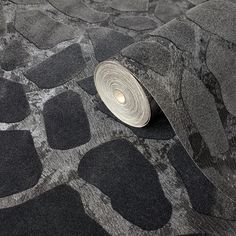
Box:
[15,10,74,49]
[186,0,236,44]
[11,0,45,4]
[48,0,109,23]
[110,0,149,12]
[0,130,42,197]
[2,0,236,235]
[88,27,134,62]
[0,185,110,235]
[0,40,30,71]
[154,0,194,22]
[96,97,175,140]
[0,3,5,35]
[113,16,159,31]
[121,41,171,75]
[43,91,91,150]
[77,76,97,95]
[25,44,85,89]
[78,139,172,230]
[0,78,30,123]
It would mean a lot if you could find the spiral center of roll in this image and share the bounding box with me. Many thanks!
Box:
[113,89,126,104]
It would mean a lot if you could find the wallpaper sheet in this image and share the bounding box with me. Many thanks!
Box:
[0,0,236,235]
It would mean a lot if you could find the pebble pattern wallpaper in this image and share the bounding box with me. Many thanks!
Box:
[0,0,236,235]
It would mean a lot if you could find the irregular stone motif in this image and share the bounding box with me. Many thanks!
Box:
[0,78,30,123]
[0,40,30,71]
[43,91,91,150]
[78,139,172,230]
[186,0,236,44]
[150,18,196,53]
[0,130,42,197]
[114,16,158,31]
[154,0,194,23]
[25,44,85,89]
[206,37,236,117]
[121,41,171,75]
[88,27,134,62]
[15,10,75,49]
[48,0,108,23]
[181,70,229,157]
[110,0,149,12]
[0,185,109,235]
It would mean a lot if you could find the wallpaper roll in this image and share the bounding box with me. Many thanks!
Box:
[94,1,236,203]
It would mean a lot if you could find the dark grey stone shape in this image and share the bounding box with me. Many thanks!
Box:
[188,0,208,4]
[77,76,97,95]
[88,27,134,62]
[181,70,229,157]
[11,0,46,4]
[186,0,236,44]
[0,130,42,197]
[110,0,149,12]
[25,44,85,89]
[0,40,30,71]
[78,139,172,230]
[154,0,194,23]
[43,91,91,150]
[0,78,30,123]
[0,3,6,35]
[168,142,216,215]
[0,185,110,235]
[206,37,236,117]
[150,18,195,53]
[15,10,75,49]
[121,41,171,76]
[113,16,159,31]
[48,0,109,23]
[96,97,175,140]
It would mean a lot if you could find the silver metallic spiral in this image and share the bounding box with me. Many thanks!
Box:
[94,60,152,128]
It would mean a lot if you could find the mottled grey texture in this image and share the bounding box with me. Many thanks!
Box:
[110,0,149,12]
[25,44,85,89]
[114,16,159,31]
[0,78,30,123]
[0,185,109,235]
[186,0,236,44]
[154,0,194,22]
[1,0,236,235]
[48,0,109,23]
[0,40,30,71]
[78,139,172,230]
[11,0,45,4]
[15,10,75,49]
[0,130,42,197]
[0,3,6,35]
[121,41,171,75]
[150,18,196,53]
[206,37,236,116]
[88,27,134,62]
[43,91,91,150]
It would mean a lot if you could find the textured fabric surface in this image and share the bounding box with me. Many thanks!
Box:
[0,0,236,235]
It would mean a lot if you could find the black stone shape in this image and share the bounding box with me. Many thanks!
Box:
[0,40,30,71]
[0,130,42,197]
[0,185,110,236]
[77,76,97,95]
[43,91,91,150]
[25,44,85,89]
[96,97,175,140]
[167,142,216,215]
[88,27,134,62]
[0,78,30,123]
[78,139,172,230]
